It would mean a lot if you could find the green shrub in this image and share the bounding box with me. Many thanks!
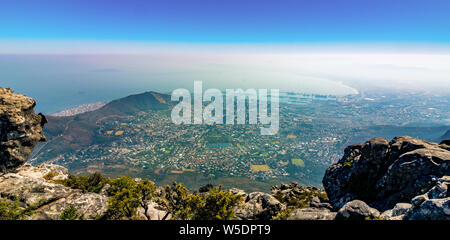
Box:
[157,181,194,220]
[0,197,21,220]
[105,177,156,220]
[157,183,242,220]
[273,208,293,220]
[55,172,109,193]
[0,196,41,220]
[193,185,242,220]
[59,205,84,220]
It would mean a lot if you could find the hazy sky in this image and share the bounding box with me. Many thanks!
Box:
[0,0,449,113]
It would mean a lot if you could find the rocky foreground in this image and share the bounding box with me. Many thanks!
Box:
[0,87,449,220]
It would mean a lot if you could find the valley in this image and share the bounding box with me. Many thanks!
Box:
[31,90,450,192]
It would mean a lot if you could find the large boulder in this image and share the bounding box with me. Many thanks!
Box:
[380,203,412,220]
[323,136,450,210]
[334,200,380,220]
[0,88,47,172]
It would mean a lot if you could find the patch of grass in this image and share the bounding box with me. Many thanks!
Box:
[43,171,59,181]
[291,158,305,167]
[0,196,43,220]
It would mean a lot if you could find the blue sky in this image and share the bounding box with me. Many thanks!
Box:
[1,0,450,43]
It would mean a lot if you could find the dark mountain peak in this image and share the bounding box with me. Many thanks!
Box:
[41,91,173,158]
[99,91,171,115]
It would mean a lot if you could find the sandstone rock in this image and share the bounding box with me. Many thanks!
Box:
[323,136,450,210]
[135,201,169,220]
[322,139,382,209]
[235,192,285,220]
[334,200,380,220]
[375,148,450,209]
[309,196,333,210]
[381,202,412,220]
[391,203,412,216]
[402,175,449,220]
[0,164,107,220]
[405,198,450,220]
[288,207,336,220]
[0,88,47,172]
[424,175,449,199]
[271,182,330,209]
[32,192,108,220]
[228,188,248,199]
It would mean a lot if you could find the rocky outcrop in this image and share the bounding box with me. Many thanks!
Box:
[270,182,335,220]
[0,89,108,220]
[271,182,331,209]
[403,176,450,220]
[235,192,286,220]
[0,163,108,220]
[323,136,450,211]
[0,88,47,173]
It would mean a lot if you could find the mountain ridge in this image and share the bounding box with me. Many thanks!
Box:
[34,91,172,161]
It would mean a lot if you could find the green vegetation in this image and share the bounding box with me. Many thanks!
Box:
[365,216,387,220]
[49,172,243,220]
[193,185,242,220]
[43,171,59,181]
[272,186,328,220]
[157,182,242,220]
[105,176,156,220]
[0,196,42,220]
[273,186,328,209]
[272,208,293,220]
[0,197,22,220]
[55,172,110,193]
[59,205,84,220]
[343,156,354,168]
[157,182,196,220]
[291,158,305,167]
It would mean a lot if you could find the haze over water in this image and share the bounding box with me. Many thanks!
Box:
[1,1,450,113]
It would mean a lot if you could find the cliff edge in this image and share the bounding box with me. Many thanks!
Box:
[0,88,47,172]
